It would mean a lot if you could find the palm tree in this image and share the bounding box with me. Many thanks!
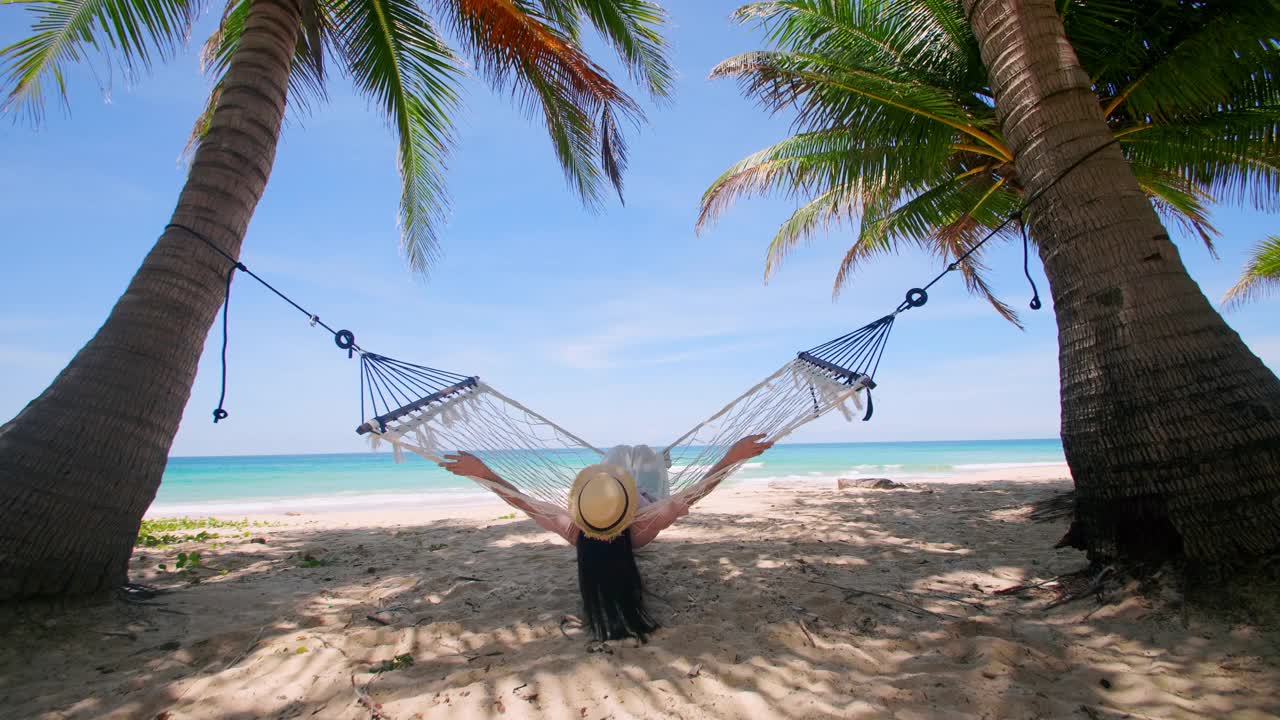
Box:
[0,0,672,599]
[700,0,1278,326]
[1223,236,1280,307]
[707,0,1280,566]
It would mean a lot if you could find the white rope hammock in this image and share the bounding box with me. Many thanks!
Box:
[357,315,892,507]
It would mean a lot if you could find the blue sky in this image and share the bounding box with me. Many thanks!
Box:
[2,1,1276,457]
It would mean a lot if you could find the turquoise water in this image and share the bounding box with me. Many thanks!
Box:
[153,439,1065,515]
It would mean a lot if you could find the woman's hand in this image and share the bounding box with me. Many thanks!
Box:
[441,452,498,482]
[723,433,773,465]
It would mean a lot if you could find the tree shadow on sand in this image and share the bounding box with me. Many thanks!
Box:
[2,481,1278,719]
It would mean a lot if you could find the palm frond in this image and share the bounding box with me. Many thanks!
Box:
[185,0,329,157]
[1083,1,1280,121]
[710,49,1006,158]
[333,0,463,271]
[1130,163,1218,254]
[734,0,976,89]
[829,171,1002,294]
[763,182,870,281]
[1062,0,1146,86]
[537,0,673,101]
[885,0,976,69]
[846,171,1021,322]
[708,0,1278,325]
[1222,235,1280,309]
[830,188,917,294]
[433,0,643,205]
[1120,107,1280,212]
[854,167,995,246]
[697,130,953,231]
[1,0,202,120]
[182,77,221,159]
[926,180,1022,327]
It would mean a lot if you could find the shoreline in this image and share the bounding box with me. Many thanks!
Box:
[145,461,1072,520]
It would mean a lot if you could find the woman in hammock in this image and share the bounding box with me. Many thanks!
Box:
[441,434,772,642]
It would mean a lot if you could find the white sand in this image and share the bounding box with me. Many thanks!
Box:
[3,465,1278,719]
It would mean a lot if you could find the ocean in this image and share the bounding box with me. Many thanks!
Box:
[152,439,1066,516]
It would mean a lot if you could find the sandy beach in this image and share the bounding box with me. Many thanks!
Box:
[3,465,1278,719]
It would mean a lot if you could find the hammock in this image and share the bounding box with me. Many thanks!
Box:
[357,314,895,507]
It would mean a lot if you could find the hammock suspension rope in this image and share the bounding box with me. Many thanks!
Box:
[176,138,1118,504]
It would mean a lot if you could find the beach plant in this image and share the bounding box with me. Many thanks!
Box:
[137,529,220,547]
[298,552,335,568]
[1223,236,1280,307]
[372,654,415,673]
[141,517,266,532]
[136,517,277,546]
[0,0,673,599]
[702,0,1279,325]
[709,0,1280,565]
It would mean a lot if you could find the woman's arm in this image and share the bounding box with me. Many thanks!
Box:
[630,498,687,548]
[631,434,774,547]
[673,434,773,506]
[441,453,579,544]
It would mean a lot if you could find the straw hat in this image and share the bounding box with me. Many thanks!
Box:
[568,463,638,541]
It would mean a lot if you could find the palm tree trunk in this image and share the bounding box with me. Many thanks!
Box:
[0,0,302,599]
[962,0,1280,563]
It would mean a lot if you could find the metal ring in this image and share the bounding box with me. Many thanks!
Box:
[335,330,356,350]
[905,288,928,308]
[213,408,229,423]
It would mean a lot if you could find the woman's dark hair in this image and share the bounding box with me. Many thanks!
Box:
[576,528,658,642]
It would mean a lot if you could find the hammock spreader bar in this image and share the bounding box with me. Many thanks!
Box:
[356,352,476,434]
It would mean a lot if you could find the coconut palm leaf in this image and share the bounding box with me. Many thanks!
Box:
[1119,108,1280,213]
[698,129,953,231]
[854,168,1005,253]
[331,0,463,271]
[185,0,330,156]
[844,171,1021,322]
[538,0,672,100]
[433,0,643,205]
[1223,236,1280,308]
[709,0,1280,323]
[883,0,977,76]
[0,0,201,120]
[1070,0,1280,121]
[1130,164,1217,253]
[764,182,876,281]
[713,49,1003,157]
